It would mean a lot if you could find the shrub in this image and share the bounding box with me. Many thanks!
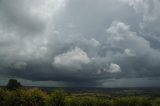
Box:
[65,97,80,106]
[113,96,151,106]
[5,89,27,106]
[48,89,65,106]
[151,98,160,106]
[114,97,130,106]
[24,88,48,106]
[136,97,151,106]
[96,99,113,106]
[0,88,8,106]
[79,97,97,106]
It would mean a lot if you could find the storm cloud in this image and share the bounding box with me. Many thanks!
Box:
[0,0,160,87]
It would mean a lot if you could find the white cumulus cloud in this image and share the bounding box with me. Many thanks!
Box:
[108,63,121,73]
[53,47,91,70]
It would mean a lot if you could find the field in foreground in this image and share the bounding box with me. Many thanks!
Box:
[0,87,160,106]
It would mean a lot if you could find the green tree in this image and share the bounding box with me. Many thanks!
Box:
[6,79,22,90]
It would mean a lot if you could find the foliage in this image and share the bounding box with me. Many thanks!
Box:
[47,89,65,106]
[0,87,159,106]
[152,98,160,106]
[0,88,9,106]
[6,89,26,106]
[113,96,151,106]
[24,88,48,106]
[6,79,22,90]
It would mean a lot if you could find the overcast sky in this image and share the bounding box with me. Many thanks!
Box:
[0,0,160,87]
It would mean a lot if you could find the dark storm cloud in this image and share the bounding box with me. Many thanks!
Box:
[0,0,160,86]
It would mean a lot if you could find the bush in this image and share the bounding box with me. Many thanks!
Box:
[65,97,113,106]
[79,97,97,106]
[96,99,113,106]
[0,88,8,106]
[136,97,151,106]
[24,88,48,106]
[48,89,65,106]
[113,96,151,106]
[65,97,80,106]
[152,98,160,106]
[6,89,26,106]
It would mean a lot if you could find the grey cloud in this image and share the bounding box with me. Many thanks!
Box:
[0,0,160,87]
[0,0,46,35]
[120,0,160,49]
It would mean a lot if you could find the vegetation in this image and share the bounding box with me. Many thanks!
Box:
[0,79,160,106]
[6,79,22,90]
[0,87,159,106]
[48,89,65,106]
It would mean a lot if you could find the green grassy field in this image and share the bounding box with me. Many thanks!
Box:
[0,88,160,106]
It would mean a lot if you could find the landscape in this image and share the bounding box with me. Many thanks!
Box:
[0,79,160,106]
[0,0,160,106]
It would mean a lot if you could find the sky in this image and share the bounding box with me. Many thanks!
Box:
[0,0,160,87]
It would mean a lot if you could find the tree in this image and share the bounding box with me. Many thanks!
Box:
[6,79,22,90]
